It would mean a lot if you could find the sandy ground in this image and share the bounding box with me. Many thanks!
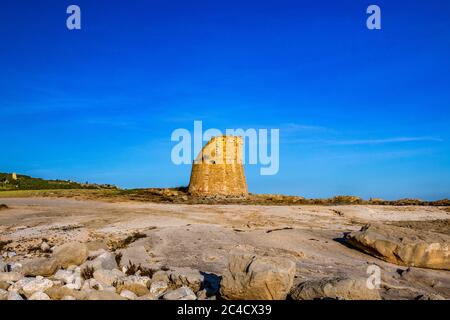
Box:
[1,197,449,299]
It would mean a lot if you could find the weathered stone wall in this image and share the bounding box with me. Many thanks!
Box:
[188,136,248,196]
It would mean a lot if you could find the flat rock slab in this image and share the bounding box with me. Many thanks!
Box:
[346,224,450,270]
[290,277,381,300]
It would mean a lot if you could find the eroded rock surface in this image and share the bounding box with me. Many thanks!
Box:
[346,224,450,270]
[290,276,381,300]
[220,254,296,300]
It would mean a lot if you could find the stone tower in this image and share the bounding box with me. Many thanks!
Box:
[188,135,248,197]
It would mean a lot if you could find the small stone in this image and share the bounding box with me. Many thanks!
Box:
[40,242,51,252]
[120,289,138,300]
[82,278,104,291]
[163,286,197,300]
[149,280,168,296]
[62,273,83,290]
[53,270,75,284]
[84,290,126,300]
[0,272,23,282]
[0,288,8,300]
[0,281,11,290]
[61,295,76,300]
[28,292,51,300]
[7,291,23,300]
[136,293,157,300]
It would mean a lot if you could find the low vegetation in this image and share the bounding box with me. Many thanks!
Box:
[0,173,448,206]
[81,265,95,280]
[124,260,156,277]
[109,232,147,251]
[0,172,117,191]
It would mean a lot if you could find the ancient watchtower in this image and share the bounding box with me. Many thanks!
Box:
[188,136,248,196]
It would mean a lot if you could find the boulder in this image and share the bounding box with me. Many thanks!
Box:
[120,289,138,300]
[7,291,23,300]
[346,224,450,270]
[93,269,124,287]
[118,245,150,268]
[53,270,75,284]
[168,267,204,292]
[149,280,168,296]
[22,278,54,297]
[7,278,33,292]
[53,242,89,268]
[0,271,23,282]
[45,286,85,300]
[83,290,126,300]
[290,277,381,300]
[22,258,60,277]
[81,252,117,271]
[136,293,157,300]
[118,275,150,296]
[163,286,197,300]
[28,292,51,300]
[220,254,296,300]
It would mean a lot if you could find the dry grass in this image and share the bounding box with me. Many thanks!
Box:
[81,266,95,280]
[109,232,147,251]
[124,260,156,278]
[1,188,449,207]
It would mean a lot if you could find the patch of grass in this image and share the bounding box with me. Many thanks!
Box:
[81,266,95,280]
[124,260,156,278]
[115,252,122,265]
[50,224,81,232]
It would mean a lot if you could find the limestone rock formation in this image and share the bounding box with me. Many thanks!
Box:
[188,136,248,197]
[220,254,296,300]
[346,224,450,270]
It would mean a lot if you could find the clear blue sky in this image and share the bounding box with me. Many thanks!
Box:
[1,0,450,200]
